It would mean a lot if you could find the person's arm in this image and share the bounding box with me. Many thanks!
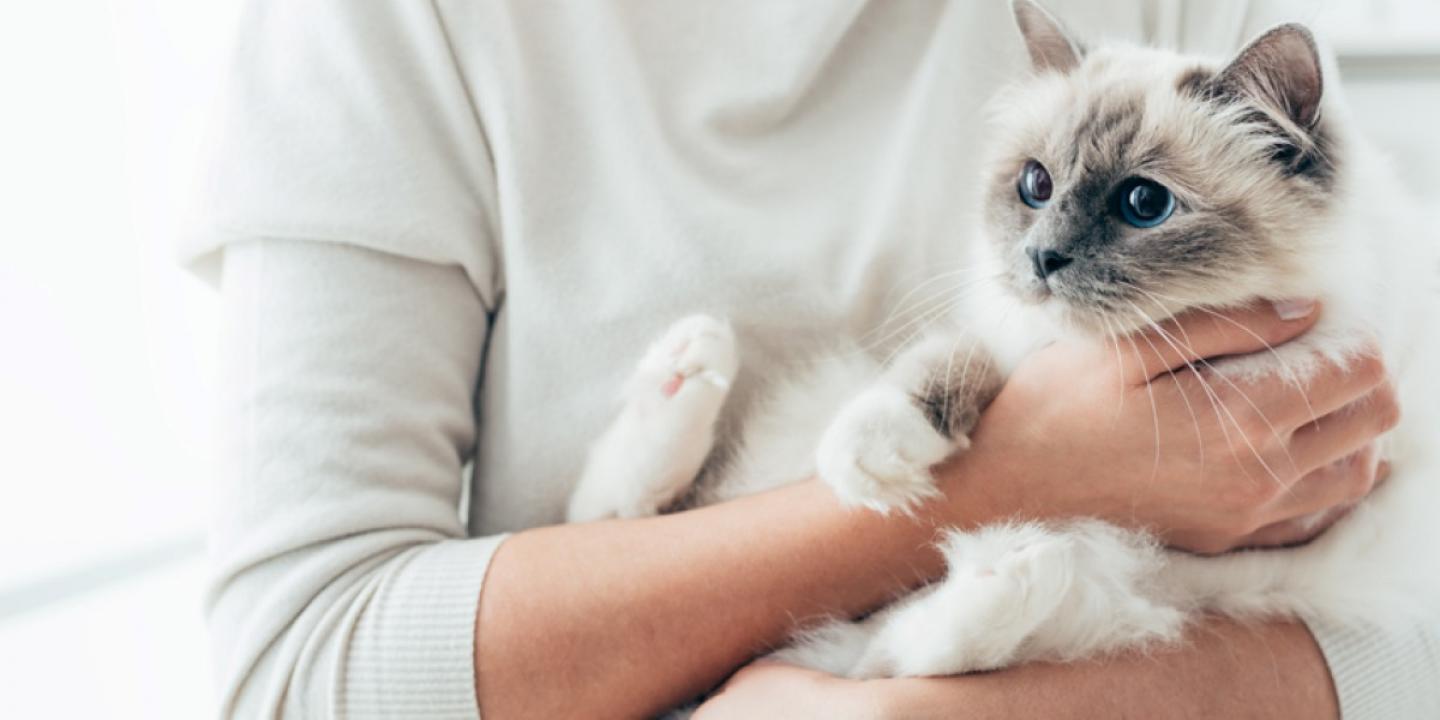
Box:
[696,618,1339,719]
[213,240,1392,720]
[702,613,1440,719]
[859,597,1440,719]
[198,3,507,713]
[895,618,1342,719]
[479,301,1399,719]
[210,239,499,718]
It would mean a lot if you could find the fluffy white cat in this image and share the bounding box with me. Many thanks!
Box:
[567,0,1440,680]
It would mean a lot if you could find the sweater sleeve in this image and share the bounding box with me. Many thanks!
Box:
[212,238,500,719]
[1308,614,1440,719]
[193,5,506,715]
[182,0,501,302]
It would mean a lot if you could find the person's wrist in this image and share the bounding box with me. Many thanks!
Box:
[847,679,909,720]
[862,676,987,720]
[928,432,1030,531]
[852,678,924,720]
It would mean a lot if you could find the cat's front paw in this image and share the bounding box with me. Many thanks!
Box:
[567,314,738,523]
[633,313,738,398]
[816,388,959,514]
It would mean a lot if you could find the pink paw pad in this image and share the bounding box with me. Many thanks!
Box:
[660,373,686,397]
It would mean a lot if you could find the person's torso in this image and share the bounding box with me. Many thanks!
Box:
[444,1,1068,533]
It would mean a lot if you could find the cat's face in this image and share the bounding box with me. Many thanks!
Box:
[984,2,1339,335]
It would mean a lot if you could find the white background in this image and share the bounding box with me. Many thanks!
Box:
[0,1,237,716]
[0,1,1435,718]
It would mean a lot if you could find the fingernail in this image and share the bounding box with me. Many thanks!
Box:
[1273,299,1316,321]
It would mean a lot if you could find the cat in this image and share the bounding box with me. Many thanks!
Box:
[566,0,1440,680]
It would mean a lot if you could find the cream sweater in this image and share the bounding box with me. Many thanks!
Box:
[190,2,1439,717]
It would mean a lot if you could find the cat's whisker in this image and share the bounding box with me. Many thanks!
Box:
[873,303,954,369]
[1123,291,1309,480]
[1099,315,1128,416]
[862,279,986,357]
[1130,314,1206,469]
[1188,303,1321,430]
[1116,291,1241,462]
[1124,283,1320,429]
[1163,332,1256,486]
[1124,301,1291,486]
[865,268,981,341]
[1120,333,1164,482]
[867,278,999,370]
[1142,317,1257,485]
[954,330,981,430]
[862,289,960,352]
[862,299,955,365]
[941,329,969,431]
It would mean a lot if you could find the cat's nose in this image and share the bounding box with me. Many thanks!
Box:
[1028,247,1074,280]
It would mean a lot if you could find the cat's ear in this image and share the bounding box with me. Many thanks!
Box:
[1216,23,1324,129]
[1012,0,1083,74]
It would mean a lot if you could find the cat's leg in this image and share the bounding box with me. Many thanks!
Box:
[816,331,1002,513]
[566,315,738,522]
[769,609,895,678]
[768,527,1073,678]
[852,522,1187,678]
[850,523,1076,677]
[771,528,1074,679]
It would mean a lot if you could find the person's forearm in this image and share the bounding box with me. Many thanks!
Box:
[878,617,1338,719]
[474,477,1003,719]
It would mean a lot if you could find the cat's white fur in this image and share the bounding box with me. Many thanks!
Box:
[566,6,1440,682]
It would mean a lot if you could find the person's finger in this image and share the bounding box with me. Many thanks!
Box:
[1243,456,1389,549]
[1121,300,1319,384]
[1287,349,1389,423]
[1175,348,1387,432]
[1287,385,1401,473]
[1241,506,1349,549]
[1264,443,1382,523]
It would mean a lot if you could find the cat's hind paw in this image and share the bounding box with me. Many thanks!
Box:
[854,525,1078,678]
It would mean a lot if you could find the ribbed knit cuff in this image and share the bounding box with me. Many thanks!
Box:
[341,535,507,719]
[1306,614,1440,719]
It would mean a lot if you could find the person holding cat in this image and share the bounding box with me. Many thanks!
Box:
[190,1,1435,718]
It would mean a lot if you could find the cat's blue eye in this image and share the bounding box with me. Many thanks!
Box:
[1017,160,1052,209]
[1117,178,1174,228]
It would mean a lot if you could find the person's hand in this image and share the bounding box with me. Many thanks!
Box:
[938,300,1400,555]
[692,660,880,720]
